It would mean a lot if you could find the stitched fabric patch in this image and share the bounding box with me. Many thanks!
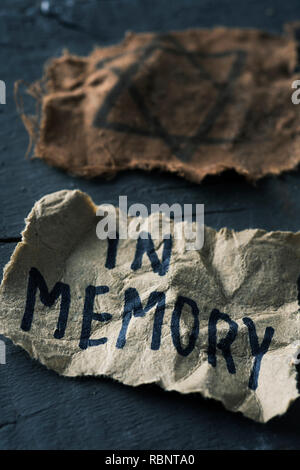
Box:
[18,26,300,183]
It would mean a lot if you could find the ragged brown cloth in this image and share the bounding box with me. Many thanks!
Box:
[20,26,300,183]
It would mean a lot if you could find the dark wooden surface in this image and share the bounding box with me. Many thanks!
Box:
[0,0,300,450]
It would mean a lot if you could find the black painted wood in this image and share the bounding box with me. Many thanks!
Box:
[0,0,300,449]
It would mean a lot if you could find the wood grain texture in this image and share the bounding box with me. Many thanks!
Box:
[0,0,300,449]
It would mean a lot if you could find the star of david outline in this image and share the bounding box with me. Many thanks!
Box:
[93,35,247,163]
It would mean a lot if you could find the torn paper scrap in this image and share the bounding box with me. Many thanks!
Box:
[0,189,299,422]
[18,26,300,183]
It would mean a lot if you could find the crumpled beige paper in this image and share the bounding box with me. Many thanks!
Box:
[0,189,299,422]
